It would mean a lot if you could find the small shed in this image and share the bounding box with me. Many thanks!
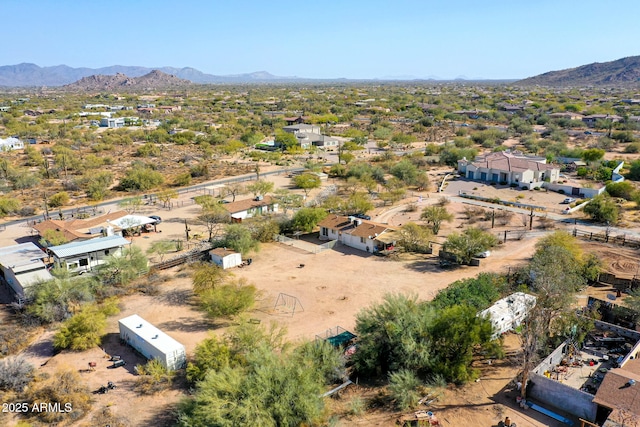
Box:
[209,248,242,269]
[118,314,186,371]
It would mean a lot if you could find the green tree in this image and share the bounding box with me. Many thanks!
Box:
[398,223,432,253]
[0,196,20,217]
[221,224,259,255]
[273,189,303,214]
[606,181,637,200]
[198,278,257,319]
[275,129,298,150]
[178,323,333,427]
[147,240,177,263]
[119,165,164,191]
[431,273,505,310]
[353,293,434,377]
[118,196,143,214]
[39,229,69,247]
[390,159,419,185]
[246,179,274,197]
[581,148,605,164]
[388,369,422,410]
[53,301,119,351]
[420,205,454,235]
[428,305,493,383]
[443,227,498,265]
[292,173,322,197]
[97,246,149,286]
[157,188,179,209]
[291,207,328,233]
[583,194,619,224]
[192,262,228,293]
[186,335,233,384]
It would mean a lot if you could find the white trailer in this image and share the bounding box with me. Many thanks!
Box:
[118,314,186,371]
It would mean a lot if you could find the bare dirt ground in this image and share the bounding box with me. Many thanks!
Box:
[2,173,638,426]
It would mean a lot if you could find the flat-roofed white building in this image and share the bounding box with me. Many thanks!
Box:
[118,314,186,370]
[0,242,53,296]
[479,292,537,339]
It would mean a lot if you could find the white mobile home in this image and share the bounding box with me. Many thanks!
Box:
[48,235,131,273]
[479,292,537,339]
[118,314,186,371]
[209,248,242,269]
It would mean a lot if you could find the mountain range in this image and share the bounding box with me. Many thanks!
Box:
[516,56,640,86]
[0,63,297,87]
[1,56,640,87]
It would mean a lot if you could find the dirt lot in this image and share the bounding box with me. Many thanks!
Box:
[2,175,637,426]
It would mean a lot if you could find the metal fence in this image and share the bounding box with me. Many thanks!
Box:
[274,235,337,254]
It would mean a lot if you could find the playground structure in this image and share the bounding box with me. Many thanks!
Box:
[273,293,304,316]
[315,326,357,348]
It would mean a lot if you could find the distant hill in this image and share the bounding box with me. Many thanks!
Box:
[516,56,640,86]
[0,63,300,87]
[63,70,192,91]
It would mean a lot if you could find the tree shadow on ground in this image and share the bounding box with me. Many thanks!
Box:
[156,288,196,307]
[101,333,147,374]
[156,317,218,333]
[138,401,181,427]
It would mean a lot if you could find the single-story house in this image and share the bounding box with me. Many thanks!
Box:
[478,292,537,339]
[458,150,560,189]
[209,248,242,269]
[318,215,397,253]
[222,196,278,222]
[0,137,24,151]
[549,112,584,121]
[0,243,53,296]
[48,235,131,273]
[282,123,321,135]
[100,117,125,128]
[582,114,622,127]
[33,211,158,243]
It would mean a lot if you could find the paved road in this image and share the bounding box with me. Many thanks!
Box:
[1,166,305,228]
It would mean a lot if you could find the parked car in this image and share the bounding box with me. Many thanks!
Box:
[475,251,491,258]
[149,215,162,224]
[561,198,576,204]
[352,213,372,220]
[584,131,592,135]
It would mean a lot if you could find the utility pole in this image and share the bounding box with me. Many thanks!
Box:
[529,208,534,230]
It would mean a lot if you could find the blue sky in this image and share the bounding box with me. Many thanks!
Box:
[4,0,639,80]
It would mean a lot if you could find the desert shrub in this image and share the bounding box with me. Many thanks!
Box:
[48,191,70,208]
[90,407,129,427]
[388,369,421,410]
[0,324,35,356]
[23,369,91,424]
[135,359,176,395]
[0,355,34,392]
[198,278,257,319]
[53,300,119,351]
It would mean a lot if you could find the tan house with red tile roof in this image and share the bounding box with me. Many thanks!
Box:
[458,150,560,189]
[318,214,397,253]
[32,211,129,242]
[222,196,278,222]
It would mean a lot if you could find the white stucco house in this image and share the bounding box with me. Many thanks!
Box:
[479,292,537,339]
[0,243,53,296]
[458,150,560,189]
[0,137,24,151]
[222,196,278,222]
[317,215,397,253]
[209,248,242,269]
